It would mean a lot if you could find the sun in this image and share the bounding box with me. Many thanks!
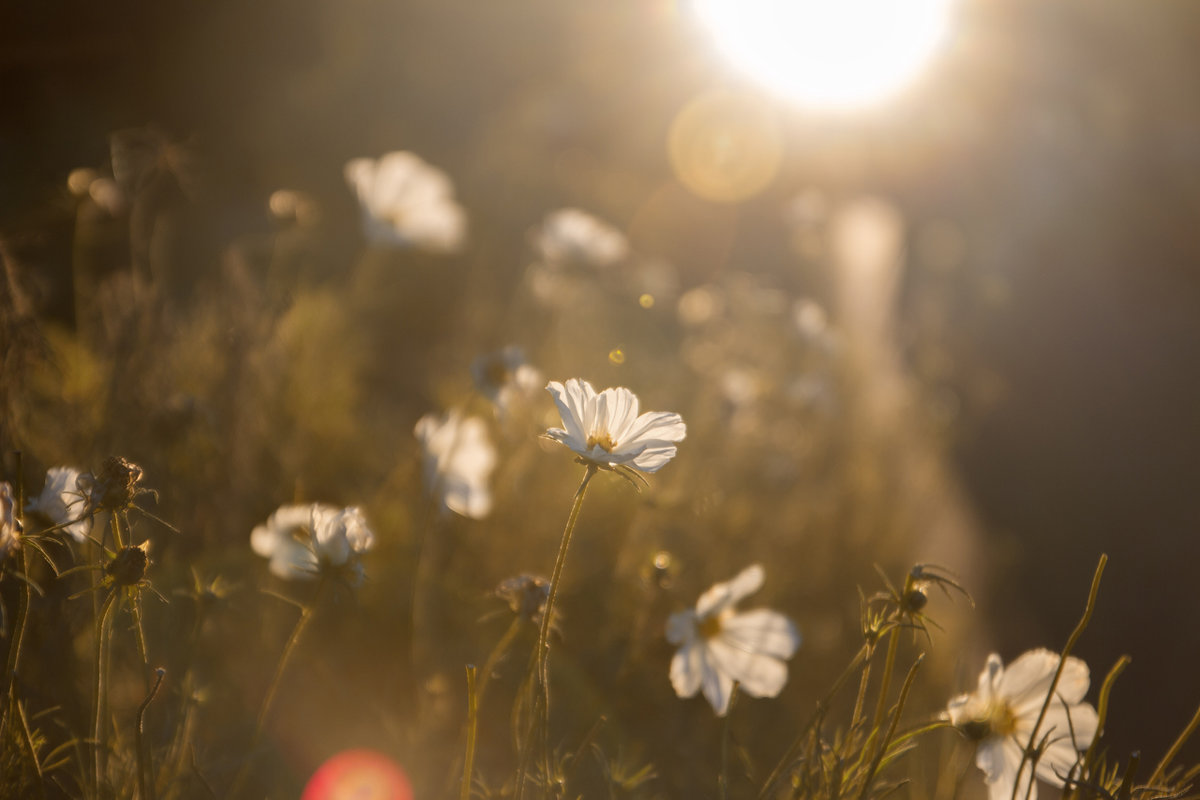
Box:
[692,0,957,110]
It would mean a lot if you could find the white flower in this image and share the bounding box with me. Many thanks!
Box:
[344,151,467,253]
[666,564,800,716]
[545,379,686,474]
[947,649,1099,800]
[471,346,543,418]
[1,482,21,560]
[414,411,497,519]
[26,466,92,543]
[533,208,629,268]
[250,503,375,585]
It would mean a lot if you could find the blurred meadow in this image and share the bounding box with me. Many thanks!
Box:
[2,0,1200,798]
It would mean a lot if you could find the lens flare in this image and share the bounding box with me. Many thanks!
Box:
[302,749,413,800]
[668,91,782,203]
[692,0,956,109]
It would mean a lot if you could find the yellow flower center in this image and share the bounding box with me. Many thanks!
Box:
[586,431,617,452]
[962,700,1018,741]
[698,614,724,640]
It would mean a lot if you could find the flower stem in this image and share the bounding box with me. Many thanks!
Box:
[230,581,324,799]
[758,643,869,800]
[1011,553,1106,800]
[136,667,166,800]
[92,587,119,798]
[1148,694,1200,787]
[461,665,479,800]
[526,463,597,795]
[849,643,875,734]
[870,627,899,735]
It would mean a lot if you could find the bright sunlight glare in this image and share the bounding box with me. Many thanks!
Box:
[692,0,957,110]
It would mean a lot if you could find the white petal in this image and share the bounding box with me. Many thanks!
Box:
[979,653,1004,700]
[695,564,765,618]
[976,738,1035,800]
[620,411,687,449]
[707,636,789,699]
[665,609,697,646]
[997,649,1061,708]
[268,538,319,581]
[628,443,681,473]
[600,387,639,441]
[669,639,706,699]
[719,609,801,660]
[1033,737,1085,788]
[311,505,350,565]
[546,380,589,444]
[250,524,278,557]
[699,647,736,716]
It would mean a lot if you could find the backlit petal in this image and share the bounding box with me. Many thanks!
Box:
[696,564,765,617]
[719,609,801,660]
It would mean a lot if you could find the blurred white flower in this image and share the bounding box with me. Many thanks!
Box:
[26,466,92,543]
[344,151,467,253]
[471,346,543,418]
[947,649,1099,800]
[1,482,21,560]
[666,564,800,716]
[533,208,629,268]
[268,189,320,226]
[545,379,686,474]
[250,503,375,585]
[414,411,497,519]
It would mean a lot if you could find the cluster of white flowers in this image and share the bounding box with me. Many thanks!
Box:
[414,410,497,519]
[344,151,467,253]
[236,370,1098,800]
[26,466,92,542]
[250,503,375,586]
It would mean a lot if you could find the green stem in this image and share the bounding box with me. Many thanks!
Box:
[2,451,31,741]
[231,581,323,799]
[856,654,923,800]
[1074,655,1130,796]
[93,588,119,798]
[758,644,869,800]
[1148,694,1200,787]
[137,668,166,800]
[1011,554,1106,800]
[870,628,899,735]
[527,464,597,793]
[461,665,479,800]
[849,643,875,734]
[110,510,125,551]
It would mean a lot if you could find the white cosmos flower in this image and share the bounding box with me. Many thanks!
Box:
[533,208,629,268]
[250,503,375,585]
[947,649,1099,800]
[26,466,92,543]
[344,151,467,253]
[414,411,497,519]
[666,564,800,716]
[471,346,543,419]
[545,379,686,474]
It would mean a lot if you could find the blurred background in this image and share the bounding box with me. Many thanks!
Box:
[3,0,1200,793]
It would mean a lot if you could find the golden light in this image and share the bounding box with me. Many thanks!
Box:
[691,0,957,110]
